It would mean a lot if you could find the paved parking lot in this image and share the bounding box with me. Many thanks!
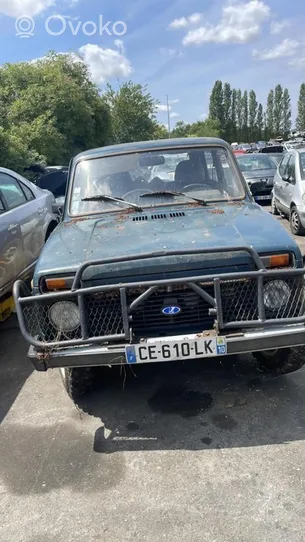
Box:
[1,206,305,542]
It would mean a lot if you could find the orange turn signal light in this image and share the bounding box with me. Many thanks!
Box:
[45,278,68,290]
[269,254,290,268]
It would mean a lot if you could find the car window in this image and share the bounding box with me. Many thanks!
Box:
[21,181,35,201]
[287,155,296,180]
[71,146,245,216]
[0,194,5,214]
[299,152,305,181]
[236,154,275,171]
[279,154,291,177]
[0,173,27,210]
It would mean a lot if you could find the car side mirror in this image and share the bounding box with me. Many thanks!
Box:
[282,174,290,182]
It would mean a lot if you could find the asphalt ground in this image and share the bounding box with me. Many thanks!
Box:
[1,205,305,542]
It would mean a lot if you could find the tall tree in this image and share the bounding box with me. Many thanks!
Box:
[241,90,248,141]
[296,83,305,131]
[273,84,283,136]
[266,89,274,139]
[281,88,291,137]
[0,52,112,170]
[256,103,264,141]
[231,89,237,142]
[105,82,157,144]
[248,90,258,141]
[236,89,243,141]
[209,80,224,128]
[223,82,232,141]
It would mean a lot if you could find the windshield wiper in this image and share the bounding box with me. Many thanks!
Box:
[82,194,143,212]
[139,190,207,206]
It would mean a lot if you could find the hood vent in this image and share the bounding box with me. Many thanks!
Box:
[133,212,185,222]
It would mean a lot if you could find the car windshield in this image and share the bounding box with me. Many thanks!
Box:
[299,152,305,180]
[237,154,275,172]
[70,146,245,216]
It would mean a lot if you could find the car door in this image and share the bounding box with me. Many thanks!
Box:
[281,153,296,209]
[0,172,43,281]
[274,153,291,212]
[0,174,26,294]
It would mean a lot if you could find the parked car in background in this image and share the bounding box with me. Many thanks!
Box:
[269,153,283,166]
[0,167,57,302]
[272,146,305,235]
[13,138,305,400]
[236,153,277,202]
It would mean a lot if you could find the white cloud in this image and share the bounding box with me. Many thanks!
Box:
[0,0,53,17]
[78,43,132,85]
[253,38,300,60]
[170,112,180,118]
[156,104,170,112]
[270,19,291,35]
[169,98,179,105]
[289,56,305,69]
[200,113,208,119]
[160,48,177,56]
[182,0,270,46]
[169,12,201,30]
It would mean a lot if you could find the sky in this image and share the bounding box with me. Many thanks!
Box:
[0,0,304,127]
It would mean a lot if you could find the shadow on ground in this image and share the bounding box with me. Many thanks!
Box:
[0,315,32,424]
[76,353,305,453]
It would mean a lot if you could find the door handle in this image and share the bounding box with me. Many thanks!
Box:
[8,224,18,233]
[37,207,45,215]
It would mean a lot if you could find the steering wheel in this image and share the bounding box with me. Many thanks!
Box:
[123,188,153,199]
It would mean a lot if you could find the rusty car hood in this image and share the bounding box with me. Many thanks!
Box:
[33,202,301,285]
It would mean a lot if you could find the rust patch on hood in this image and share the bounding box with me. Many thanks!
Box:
[209,209,225,215]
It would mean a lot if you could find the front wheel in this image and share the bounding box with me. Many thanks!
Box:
[253,348,305,375]
[290,206,305,236]
[60,367,94,401]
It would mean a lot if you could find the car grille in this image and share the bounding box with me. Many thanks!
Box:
[128,285,215,337]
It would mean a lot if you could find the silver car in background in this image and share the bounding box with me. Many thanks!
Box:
[236,153,277,202]
[272,147,305,235]
[0,167,57,300]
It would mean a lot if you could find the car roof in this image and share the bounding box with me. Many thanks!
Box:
[73,137,230,161]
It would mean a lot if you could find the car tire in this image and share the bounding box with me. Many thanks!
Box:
[253,348,305,375]
[60,367,94,401]
[271,196,279,215]
[290,206,305,236]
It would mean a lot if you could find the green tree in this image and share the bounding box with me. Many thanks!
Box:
[266,89,274,139]
[248,90,258,141]
[231,89,237,142]
[256,103,264,141]
[171,121,191,138]
[105,81,157,144]
[236,89,243,141]
[153,123,169,139]
[0,52,112,169]
[273,84,283,136]
[241,90,248,141]
[223,82,232,141]
[281,88,291,138]
[190,118,221,138]
[296,83,305,131]
[209,81,224,128]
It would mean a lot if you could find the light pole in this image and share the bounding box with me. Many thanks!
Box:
[166,94,171,138]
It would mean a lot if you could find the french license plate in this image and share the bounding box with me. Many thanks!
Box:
[254,195,271,201]
[125,337,227,364]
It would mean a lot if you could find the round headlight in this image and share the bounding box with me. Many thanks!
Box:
[49,301,80,332]
[263,281,291,311]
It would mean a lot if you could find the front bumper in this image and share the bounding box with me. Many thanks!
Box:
[13,246,305,370]
[28,324,305,371]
